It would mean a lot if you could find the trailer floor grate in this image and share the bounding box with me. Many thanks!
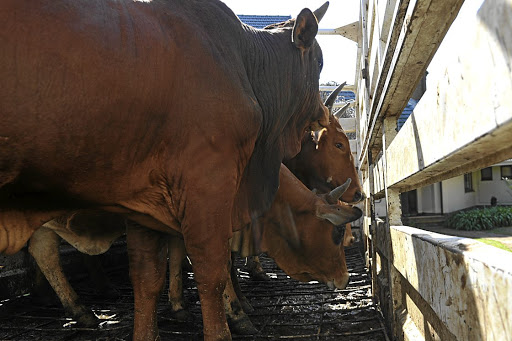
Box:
[0,245,388,340]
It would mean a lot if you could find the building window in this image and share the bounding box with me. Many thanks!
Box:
[502,165,512,180]
[464,173,473,192]
[481,167,493,181]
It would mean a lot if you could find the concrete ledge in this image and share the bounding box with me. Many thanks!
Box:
[388,225,512,340]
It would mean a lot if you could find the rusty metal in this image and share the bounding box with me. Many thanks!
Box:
[0,245,388,340]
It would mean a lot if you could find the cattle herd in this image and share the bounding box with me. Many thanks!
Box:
[0,1,364,340]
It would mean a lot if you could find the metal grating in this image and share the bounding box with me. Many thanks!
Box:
[0,245,388,340]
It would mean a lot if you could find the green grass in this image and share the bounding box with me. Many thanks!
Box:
[476,238,512,253]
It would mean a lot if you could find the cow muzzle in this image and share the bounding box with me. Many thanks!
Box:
[327,273,350,290]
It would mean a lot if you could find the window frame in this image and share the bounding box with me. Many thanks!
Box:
[501,165,512,180]
[464,173,474,192]
[481,167,493,181]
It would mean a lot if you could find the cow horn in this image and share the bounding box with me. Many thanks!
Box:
[313,2,329,23]
[334,102,351,119]
[324,81,346,113]
[326,178,351,204]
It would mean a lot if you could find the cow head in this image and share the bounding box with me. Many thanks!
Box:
[285,82,365,204]
[259,165,362,290]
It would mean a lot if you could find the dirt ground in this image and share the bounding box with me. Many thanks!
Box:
[0,245,389,341]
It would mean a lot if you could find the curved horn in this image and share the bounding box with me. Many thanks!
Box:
[324,82,346,114]
[313,2,329,23]
[326,178,351,204]
[334,102,351,119]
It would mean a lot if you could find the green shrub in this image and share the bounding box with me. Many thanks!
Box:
[446,206,512,231]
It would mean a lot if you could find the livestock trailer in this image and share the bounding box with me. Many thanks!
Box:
[355,0,512,339]
[1,0,512,340]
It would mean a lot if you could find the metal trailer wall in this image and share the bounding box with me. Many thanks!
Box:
[354,0,512,340]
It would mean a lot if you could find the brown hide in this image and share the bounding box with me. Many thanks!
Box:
[0,1,329,339]
[285,115,363,203]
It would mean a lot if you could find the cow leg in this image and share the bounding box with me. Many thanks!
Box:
[245,255,270,281]
[126,222,167,341]
[28,226,97,326]
[224,255,257,335]
[230,253,254,313]
[343,223,355,247]
[31,263,59,306]
[167,236,193,321]
[184,232,231,340]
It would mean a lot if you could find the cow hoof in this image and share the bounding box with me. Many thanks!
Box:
[228,316,258,335]
[171,308,194,322]
[240,298,254,313]
[249,271,270,282]
[75,310,98,327]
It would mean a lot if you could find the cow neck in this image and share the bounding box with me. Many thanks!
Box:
[240,28,301,139]
[235,27,323,223]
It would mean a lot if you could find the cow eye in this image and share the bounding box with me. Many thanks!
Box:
[335,143,343,149]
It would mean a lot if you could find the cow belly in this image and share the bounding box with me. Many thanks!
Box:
[0,210,63,255]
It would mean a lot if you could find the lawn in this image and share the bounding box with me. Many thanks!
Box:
[476,238,512,253]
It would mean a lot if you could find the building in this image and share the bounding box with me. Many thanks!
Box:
[237,15,291,29]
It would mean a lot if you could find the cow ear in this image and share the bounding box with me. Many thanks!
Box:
[292,8,319,51]
[316,204,350,226]
[312,128,327,148]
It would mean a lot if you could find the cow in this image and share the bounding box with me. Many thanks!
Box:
[0,1,331,339]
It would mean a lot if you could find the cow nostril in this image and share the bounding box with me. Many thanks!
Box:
[353,191,363,202]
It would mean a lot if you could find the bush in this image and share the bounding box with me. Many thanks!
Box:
[446,206,512,231]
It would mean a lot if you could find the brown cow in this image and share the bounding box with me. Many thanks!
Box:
[0,1,331,339]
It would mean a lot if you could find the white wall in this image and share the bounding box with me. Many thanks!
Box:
[476,167,512,205]
[417,183,442,214]
[440,175,477,213]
